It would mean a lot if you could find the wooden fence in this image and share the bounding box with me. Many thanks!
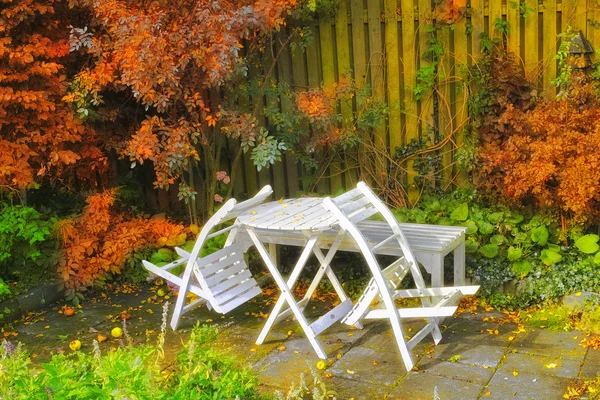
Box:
[228,0,599,202]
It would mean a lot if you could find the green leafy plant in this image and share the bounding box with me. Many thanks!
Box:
[0,322,259,399]
[0,204,56,301]
[393,188,600,309]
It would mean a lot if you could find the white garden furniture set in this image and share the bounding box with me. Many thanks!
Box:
[143,182,479,371]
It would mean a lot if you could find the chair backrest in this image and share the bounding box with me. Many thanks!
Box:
[354,182,425,288]
[324,182,425,289]
[182,186,272,311]
[186,185,273,263]
[329,186,379,224]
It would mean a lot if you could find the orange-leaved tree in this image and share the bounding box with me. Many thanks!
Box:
[57,189,187,303]
[0,0,106,194]
[67,0,298,217]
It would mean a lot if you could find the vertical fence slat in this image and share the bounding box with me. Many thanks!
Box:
[454,10,469,185]
[336,0,356,189]
[277,42,300,197]
[563,0,587,34]
[418,0,434,190]
[562,0,577,29]
[291,45,310,193]
[588,0,600,51]
[350,0,368,185]
[320,19,343,193]
[385,0,402,156]
[257,50,274,191]
[471,0,485,59]
[437,25,453,188]
[367,0,386,189]
[543,0,557,97]
[401,0,418,201]
[524,0,540,80]
[488,0,502,38]
[306,26,329,194]
[507,0,521,58]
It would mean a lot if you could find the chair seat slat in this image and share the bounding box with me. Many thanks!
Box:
[217,286,263,314]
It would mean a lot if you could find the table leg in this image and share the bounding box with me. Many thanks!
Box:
[247,228,327,358]
[454,241,466,286]
[302,232,347,303]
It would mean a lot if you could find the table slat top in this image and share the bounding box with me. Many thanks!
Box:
[237,198,338,232]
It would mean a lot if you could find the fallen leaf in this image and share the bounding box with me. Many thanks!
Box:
[545,363,558,369]
[250,348,256,352]
[512,370,519,376]
[346,370,355,375]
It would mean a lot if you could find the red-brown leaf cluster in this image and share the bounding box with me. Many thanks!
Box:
[478,82,600,224]
[57,190,187,289]
[0,0,106,190]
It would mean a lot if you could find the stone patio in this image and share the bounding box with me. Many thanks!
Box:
[3,284,599,399]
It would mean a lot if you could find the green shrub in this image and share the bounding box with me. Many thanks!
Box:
[393,188,600,308]
[0,323,259,399]
[0,204,56,300]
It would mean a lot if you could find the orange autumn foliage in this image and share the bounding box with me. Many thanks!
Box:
[57,190,187,290]
[0,0,107,190]
[69,0,297,189]
[478,82,600,224]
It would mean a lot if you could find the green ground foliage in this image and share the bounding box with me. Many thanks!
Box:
[393,188,600,309]
[0,324,258,399]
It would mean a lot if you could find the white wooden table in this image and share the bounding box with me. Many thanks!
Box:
[237,198,354,359]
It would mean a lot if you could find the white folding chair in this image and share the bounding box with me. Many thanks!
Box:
[143,185,273,330]
[322,182,479,371]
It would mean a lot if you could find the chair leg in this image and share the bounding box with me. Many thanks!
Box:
[170,271,191,331]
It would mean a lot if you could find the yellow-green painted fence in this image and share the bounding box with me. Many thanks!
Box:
[234,0,598,200]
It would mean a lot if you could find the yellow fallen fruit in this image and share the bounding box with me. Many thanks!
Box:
[111,327,123,338]
[316,360,326,370]
[69,340,81,351]
[157,289,166,297]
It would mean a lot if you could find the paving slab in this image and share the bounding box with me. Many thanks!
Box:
[580,348,600,380]
[390,371,484,400]
[325,375,394,399]
[498,350,582,380]
[511,329,588,360]
[414,358,495,385]
[485,365,575,400]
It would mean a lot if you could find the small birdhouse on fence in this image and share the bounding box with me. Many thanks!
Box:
[568,31,594,70]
